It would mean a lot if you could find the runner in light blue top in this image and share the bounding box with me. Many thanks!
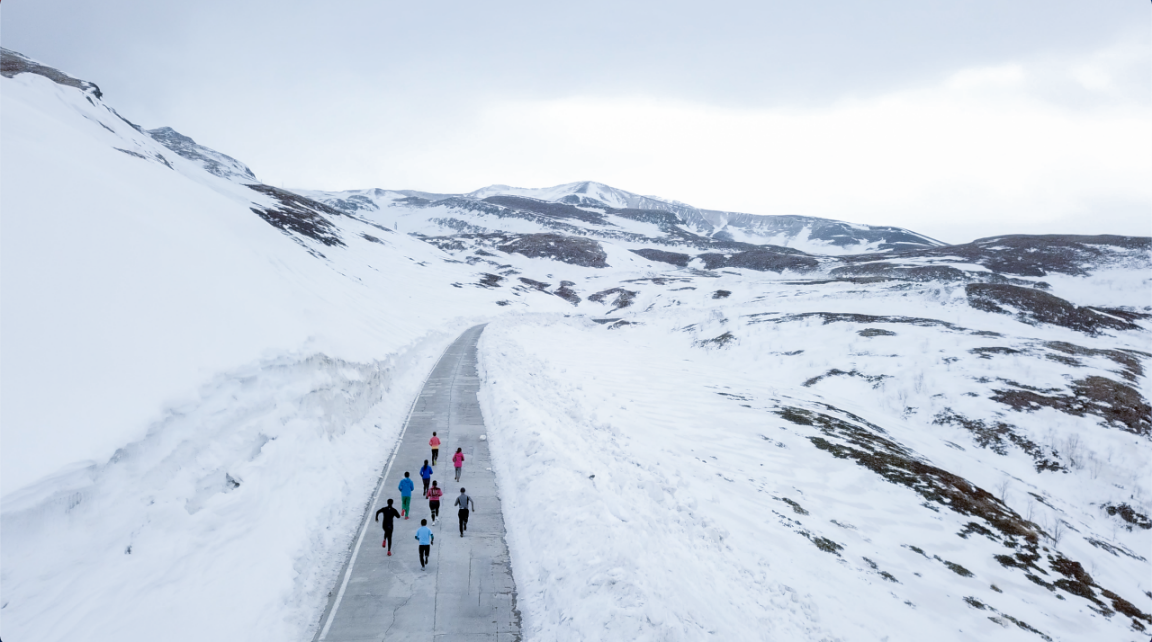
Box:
[415,519,434,569]
[399,473,415,519]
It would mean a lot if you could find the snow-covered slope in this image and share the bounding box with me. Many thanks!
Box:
[3,47,1150,642]
[0,47,561,642]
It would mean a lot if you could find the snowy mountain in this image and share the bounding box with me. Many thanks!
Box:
[299,180,944,255]
[3,48,1150,642]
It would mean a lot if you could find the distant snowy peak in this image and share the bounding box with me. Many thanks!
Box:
[466,181,687,214]
[147,127,256,183]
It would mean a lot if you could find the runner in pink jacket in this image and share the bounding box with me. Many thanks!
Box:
[452,448,465,482]
[429,432,441,465]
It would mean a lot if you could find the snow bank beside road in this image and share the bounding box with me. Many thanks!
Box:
[0,334,451,642]
[478,317,907,640]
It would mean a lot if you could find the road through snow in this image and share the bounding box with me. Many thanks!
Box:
[313,324,520,641]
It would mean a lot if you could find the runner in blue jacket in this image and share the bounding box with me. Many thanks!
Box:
[399,473,415,519]
[419,460,434,497]
[415,519,434,569]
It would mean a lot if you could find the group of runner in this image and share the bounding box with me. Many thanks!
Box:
[373,431,476,569]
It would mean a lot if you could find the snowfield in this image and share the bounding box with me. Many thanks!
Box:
[3,47,1150,642]
[477,278,1151,641]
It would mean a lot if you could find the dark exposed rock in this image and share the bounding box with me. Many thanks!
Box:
[991,376,1150,437]
[779,498,808,515]
[247,184,344,247]
[697,248,820,273]
[554,281,581,305]
[695,331,736,349]
[747,311,967,333]
[1043,341,1147,382]
[630,248,691,267]
[1103,504,1152,530]
[1087,307,1152,323]
[497,234,608,268]
[518,278,550,291]
[970,346,1022,359]
[712,290,732,299]
[589,288,637,312]
[1,48,102,97]
[944,561,974,577]
[148,127,257,181]
[966,283,1140,335]
[477,273,504,288]
[858,328,897,337]
[803,369,889,388]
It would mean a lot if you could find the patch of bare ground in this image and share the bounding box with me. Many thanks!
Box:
[933,411,1062,472]
[990,376,1150,437]
[966,283,1139,335]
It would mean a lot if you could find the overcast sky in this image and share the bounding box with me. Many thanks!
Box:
[4,1,1149,243]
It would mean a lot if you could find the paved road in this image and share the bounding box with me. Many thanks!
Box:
[314,324,520,641]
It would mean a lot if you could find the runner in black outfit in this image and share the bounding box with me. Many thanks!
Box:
[374,498,402,556]
[454,487,474,537]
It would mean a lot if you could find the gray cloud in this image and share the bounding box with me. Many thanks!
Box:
[6,0,1144,110]
[3,1,1148,240]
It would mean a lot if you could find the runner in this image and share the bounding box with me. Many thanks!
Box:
[429,432,441,465]
[373,498,401,556]
[419,459,433,497]
[398,472,415,519]
[427,480,443,524]
[454,487,474,537]
[453,447,465,482]
[414,519,434,569]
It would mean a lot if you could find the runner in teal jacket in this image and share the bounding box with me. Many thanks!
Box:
[399,473,415,518]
